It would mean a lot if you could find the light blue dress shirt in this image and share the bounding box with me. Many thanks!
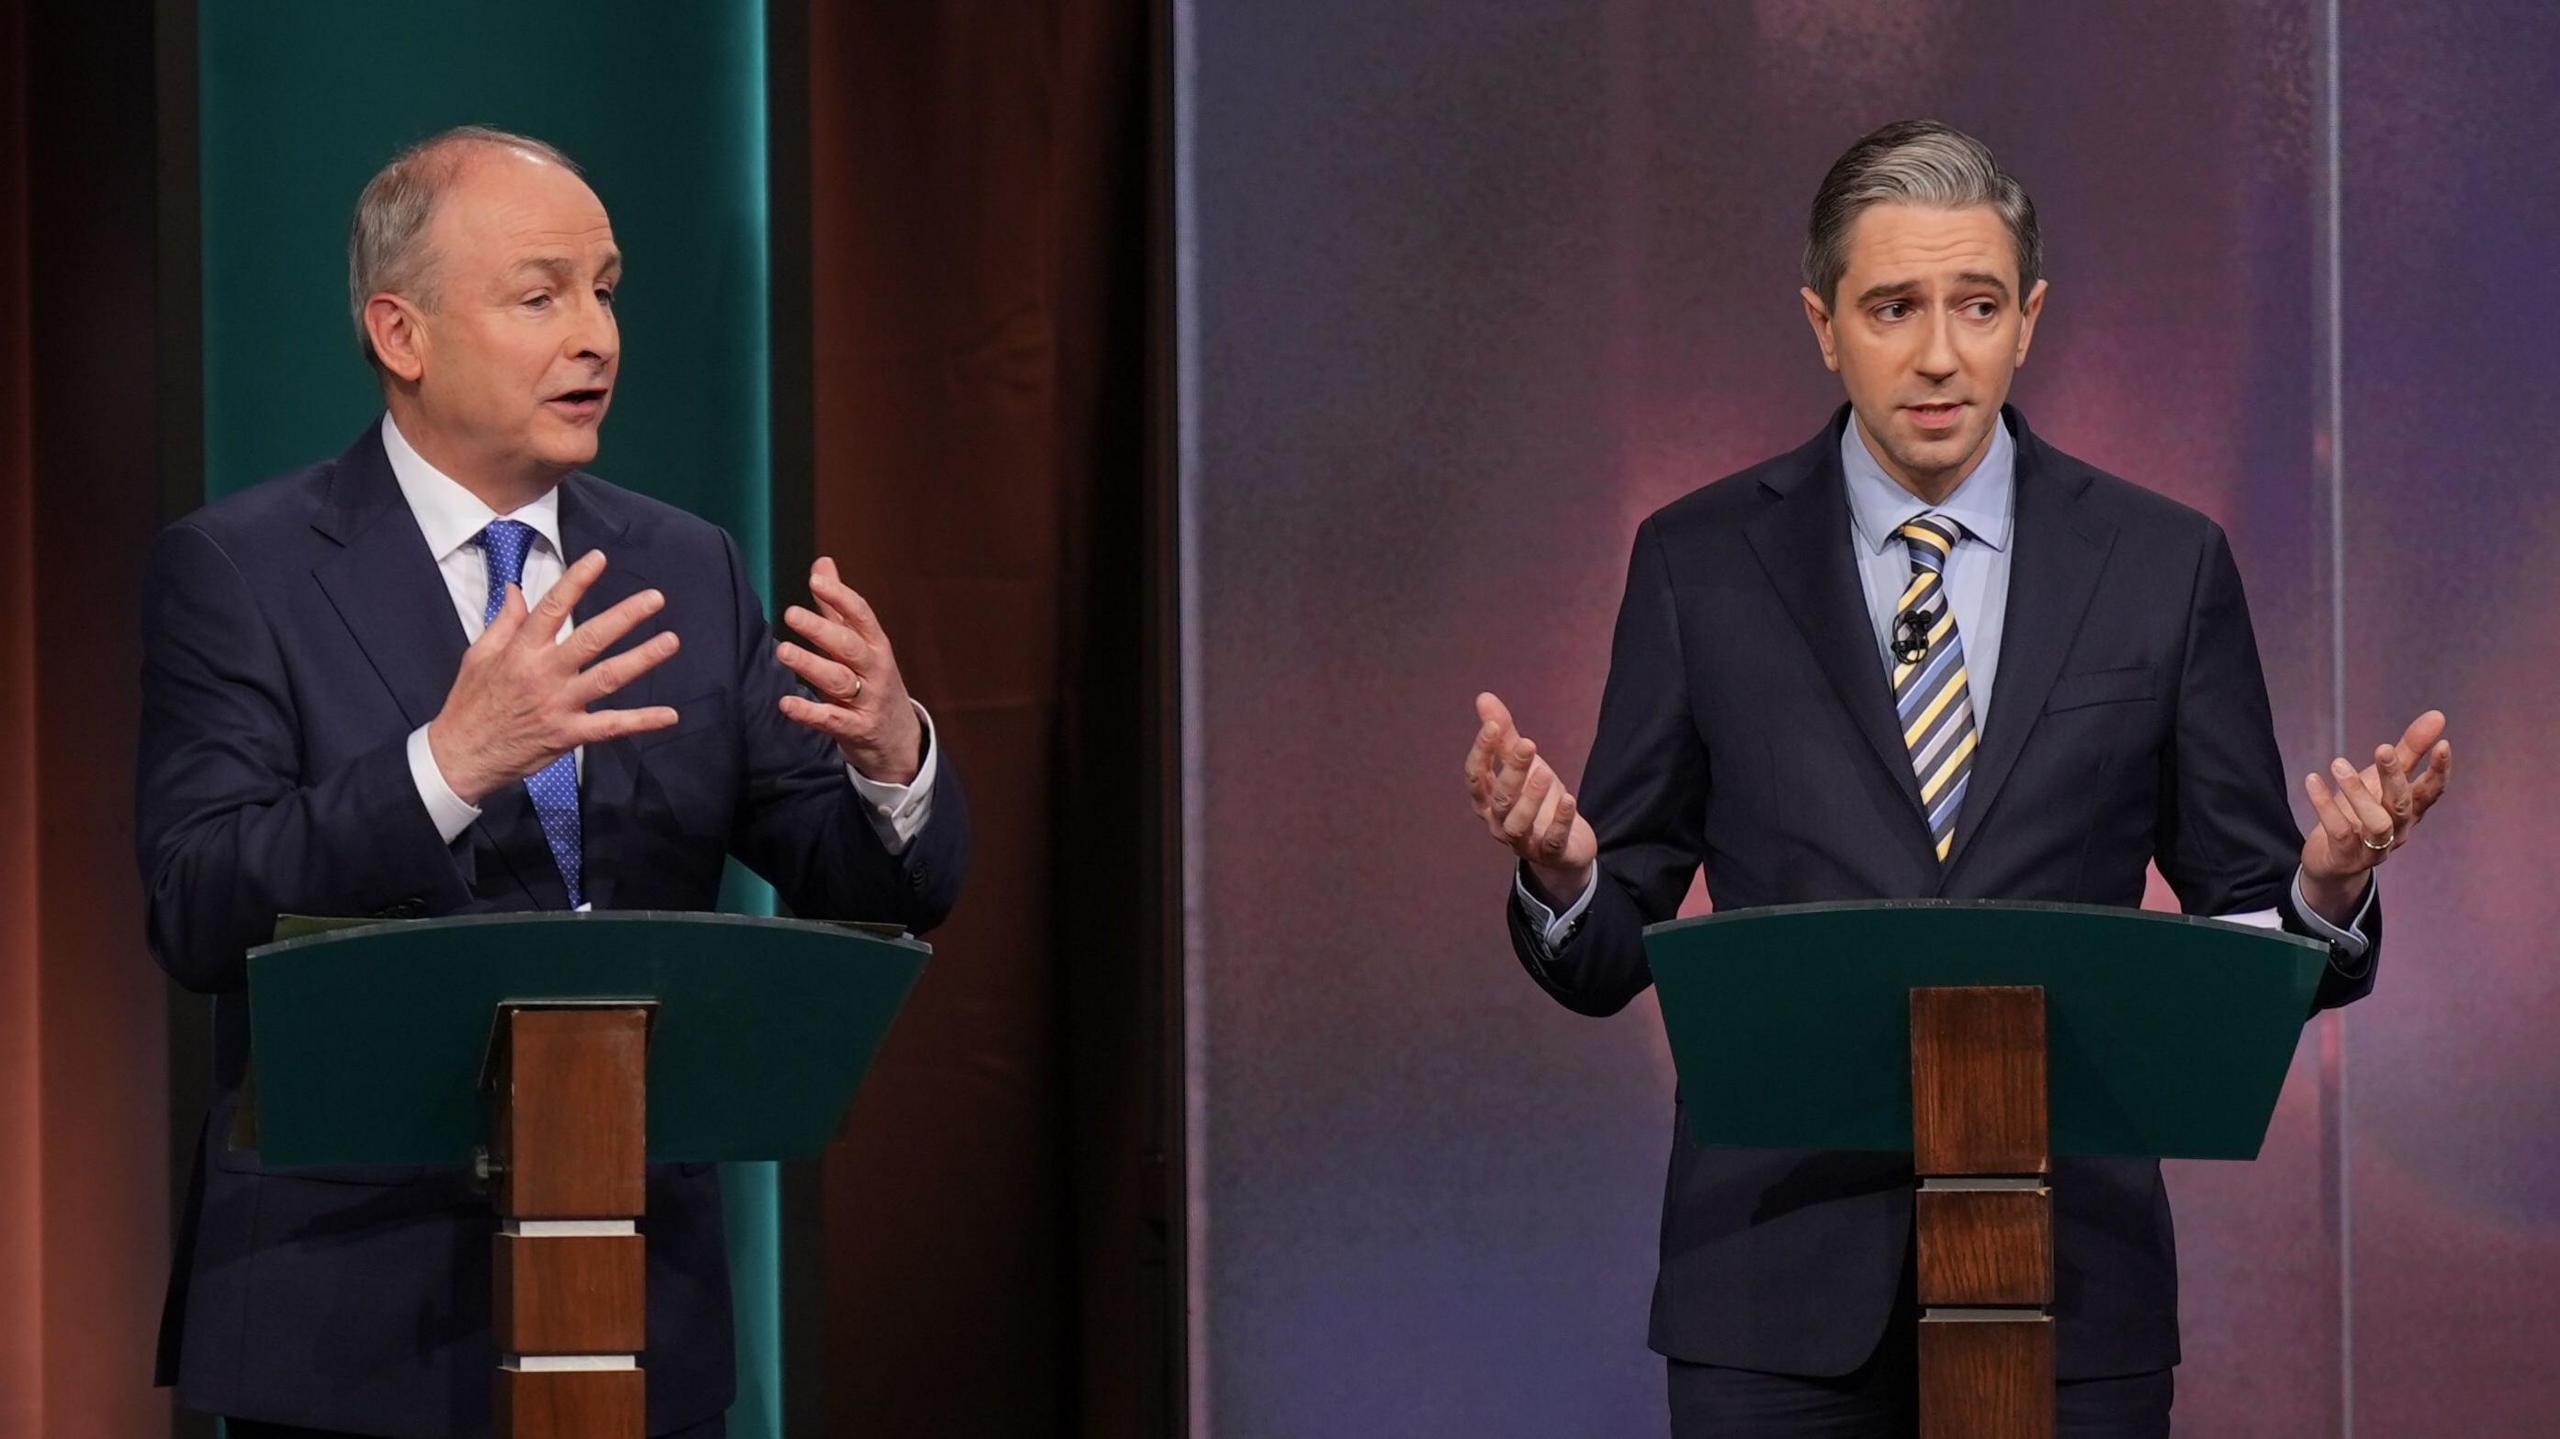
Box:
[1842,411,2013,704]
[1517,415,2370,957]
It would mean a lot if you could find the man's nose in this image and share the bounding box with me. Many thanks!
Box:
[1915,311,1959,381]
[568,295,618,367]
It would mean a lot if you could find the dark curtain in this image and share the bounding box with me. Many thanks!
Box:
[798,2,1172,1435]
[0,4,38,1413]
[0,0,180,1431]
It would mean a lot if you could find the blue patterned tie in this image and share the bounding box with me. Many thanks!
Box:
[475,519,584,907]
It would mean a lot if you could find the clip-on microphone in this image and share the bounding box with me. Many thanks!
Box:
[1892,608,1935,665]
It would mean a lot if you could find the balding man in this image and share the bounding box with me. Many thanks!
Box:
[139,126,971,1438]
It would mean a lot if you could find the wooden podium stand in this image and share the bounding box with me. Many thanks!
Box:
[247,912,930,1439]
[488,1003,653,1434]
[1911,985,2055,1437]
[1645,900,2332,1439]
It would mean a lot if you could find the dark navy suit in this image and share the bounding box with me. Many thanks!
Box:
[138,427,970,1436]
[1507,407,2376,1394]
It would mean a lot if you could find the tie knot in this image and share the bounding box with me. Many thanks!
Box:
[1896,514,1960,572]
[473,519,545,626]
[476,519,540,590]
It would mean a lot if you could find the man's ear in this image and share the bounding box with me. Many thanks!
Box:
[2013,277,2049,369]
[1800,286,1840,374]
[365,294,428,384]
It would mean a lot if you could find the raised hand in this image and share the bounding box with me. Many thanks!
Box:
[775,556,925,784]
[1464,691,1597,905]
[2299,708,2454,925]
[426,550,682,804]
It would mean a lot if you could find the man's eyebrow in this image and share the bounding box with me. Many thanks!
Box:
[505,255,577,286]
[1956,271,2014,302]
[505,250,623,284]
[1851,273,2015,307]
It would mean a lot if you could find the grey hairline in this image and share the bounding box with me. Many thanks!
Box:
[347,126,585,373]
[1803,122,2042,310]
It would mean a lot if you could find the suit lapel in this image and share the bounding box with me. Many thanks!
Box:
[309,429,560,904]
[1943,412,2116,873]
[1743,411,1936,857]
[307,435,658,910]
[558,474,649,912]
[309,429,470,733]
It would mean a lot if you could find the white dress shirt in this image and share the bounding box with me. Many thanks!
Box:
[382,414,937,862]
[1515,417,2372,957]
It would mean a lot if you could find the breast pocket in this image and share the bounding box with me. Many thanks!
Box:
[2044,663,2157,714]
[632,688,729,752]
[629,688,738,846]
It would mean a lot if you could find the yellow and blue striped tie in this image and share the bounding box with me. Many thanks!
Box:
[1893,515,1976,863]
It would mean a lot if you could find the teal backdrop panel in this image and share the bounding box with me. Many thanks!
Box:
[197,3,783,1432]
[196,1,771,596]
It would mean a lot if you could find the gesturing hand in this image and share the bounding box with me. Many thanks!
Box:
[775,556,925,784]
[426,550,682,805]
[1464,691,1597,906]
[2299,708,2454,926]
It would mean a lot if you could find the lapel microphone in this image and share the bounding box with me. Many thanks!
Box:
[1892,608,1935,665]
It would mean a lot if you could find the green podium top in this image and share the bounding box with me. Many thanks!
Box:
[246,911,928,1168]
[1644,900,2330,1161]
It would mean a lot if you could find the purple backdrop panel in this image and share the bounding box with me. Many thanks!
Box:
[1189,7,1673,1432]
[1184,2,2347,1432]
[2339,3,2560,1431]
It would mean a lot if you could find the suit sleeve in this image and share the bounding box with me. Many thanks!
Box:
[2153,520,2378,1010]
[135,523,476,993]
[718,533,970,932]
[1505,516,1709,1017]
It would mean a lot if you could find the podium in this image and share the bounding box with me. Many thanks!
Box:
[1644,900,2330,1438]
[245,912,930,1439]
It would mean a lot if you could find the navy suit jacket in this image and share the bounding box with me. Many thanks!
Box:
[1508,406,2377,1381]
[138,426,971,1436]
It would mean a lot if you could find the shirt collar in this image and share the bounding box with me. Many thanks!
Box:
[379,413,564,563]
[1840,411,2016,555]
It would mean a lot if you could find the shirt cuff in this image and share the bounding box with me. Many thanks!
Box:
[2287,866,2375,961]
[1514,863,1600,950]
[2218,870,2374,962]
[406,724,482,845]
[846,700,939,855]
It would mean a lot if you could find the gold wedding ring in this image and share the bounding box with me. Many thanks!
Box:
[2361,831,2393,852]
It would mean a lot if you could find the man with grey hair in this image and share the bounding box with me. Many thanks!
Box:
[139,126,972,1437]
[1460,120,2451,1434]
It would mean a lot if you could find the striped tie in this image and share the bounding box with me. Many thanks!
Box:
[1892,515,1976,863]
